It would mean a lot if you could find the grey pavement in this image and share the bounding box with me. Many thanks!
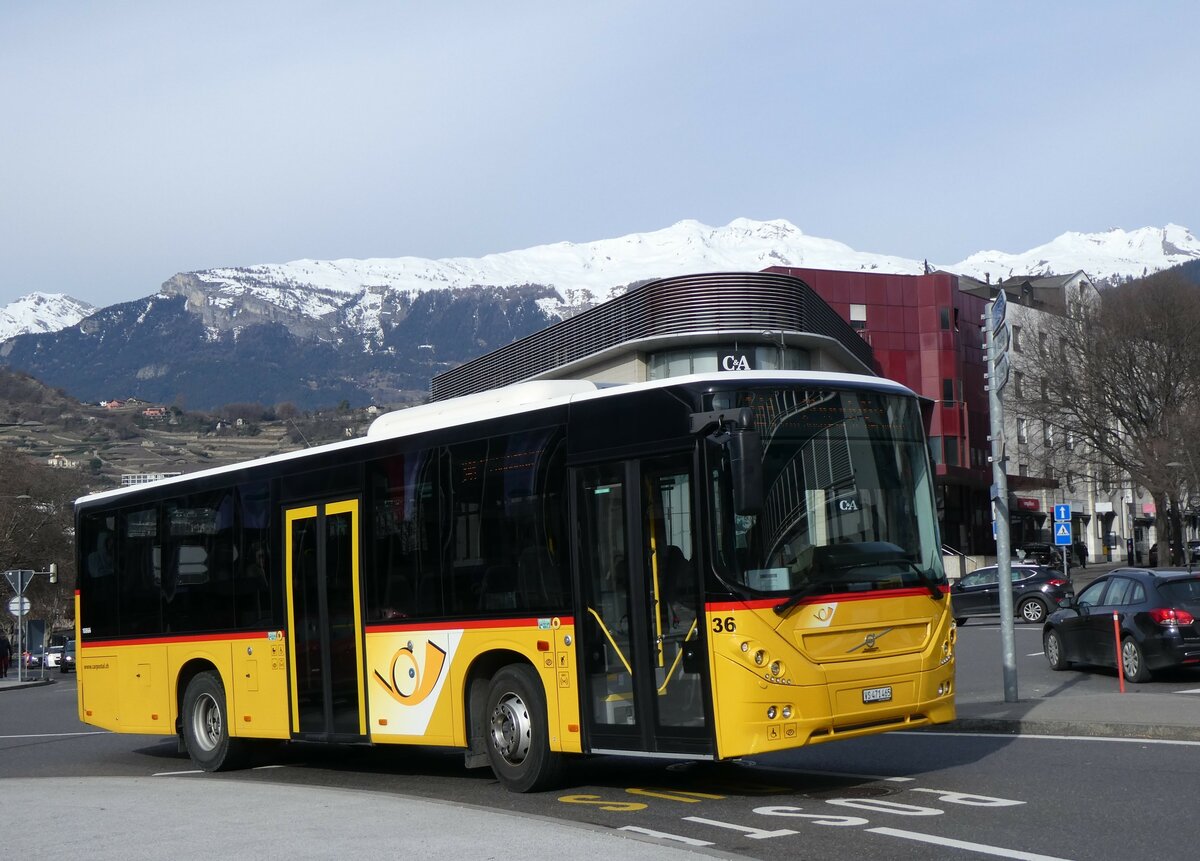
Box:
[0,776,737,860]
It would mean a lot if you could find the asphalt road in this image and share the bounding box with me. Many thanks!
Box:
[5,644,1200,859]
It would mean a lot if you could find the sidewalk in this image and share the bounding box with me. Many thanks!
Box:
[951,689,1200,742]
[944,556,1200,742]
[0,776,735,860]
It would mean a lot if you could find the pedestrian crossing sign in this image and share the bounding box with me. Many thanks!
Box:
[1054,522,1072,545]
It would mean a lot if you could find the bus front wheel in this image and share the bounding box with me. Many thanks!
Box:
[484,665,563,792]
[182,671,249,772]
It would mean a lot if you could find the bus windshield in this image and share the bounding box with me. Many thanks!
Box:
[709,386,944,604]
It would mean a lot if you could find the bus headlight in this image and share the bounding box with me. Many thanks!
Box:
[753,649,767,667]
[782,705,793,719]
[767,705,777,719]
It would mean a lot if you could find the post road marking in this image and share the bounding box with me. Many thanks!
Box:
[868,826,1074,860]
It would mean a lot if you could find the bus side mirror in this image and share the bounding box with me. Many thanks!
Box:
[730,428,763,516]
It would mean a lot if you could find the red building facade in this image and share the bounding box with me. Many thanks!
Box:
[767,267,993,554]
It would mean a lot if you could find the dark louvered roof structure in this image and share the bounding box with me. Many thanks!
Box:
[430,271,875,401]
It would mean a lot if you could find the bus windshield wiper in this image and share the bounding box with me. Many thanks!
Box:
[773,578,839,616]
[773,558,942,616]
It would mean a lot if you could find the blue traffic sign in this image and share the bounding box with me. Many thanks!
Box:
[1054,504,1071,522]
[1054,522,1073,546]
[990,289,1007,334]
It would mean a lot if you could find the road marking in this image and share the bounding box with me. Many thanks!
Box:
[153,769,203,776]
[1026,651,1044,657]
[0,731,108,739]
[783,767,914,782]
[867,826,1074,860]
[912,731,1200,747]
[618,826,712,846]
[1176,688,1200,694]
[683,816,798,839]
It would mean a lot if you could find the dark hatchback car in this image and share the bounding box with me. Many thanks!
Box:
[952,563,1074,625]
[60,639,75,673]
[1043,568,1200,682]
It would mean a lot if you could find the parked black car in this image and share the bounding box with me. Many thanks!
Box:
[60,639,75,673]
[1043,568,1200,682]
[1015,542,1072,571]
[1148,543,1182,567]
[952,563,1074,625]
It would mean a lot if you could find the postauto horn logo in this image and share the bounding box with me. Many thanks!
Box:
[374,640,448,706]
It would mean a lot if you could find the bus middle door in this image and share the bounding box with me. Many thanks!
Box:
[574,454,712,757]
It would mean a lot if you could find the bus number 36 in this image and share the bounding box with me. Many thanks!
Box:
[712,617,737,633]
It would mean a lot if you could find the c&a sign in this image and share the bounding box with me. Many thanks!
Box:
[721,353,753,371]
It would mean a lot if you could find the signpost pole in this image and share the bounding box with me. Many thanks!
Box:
[986,293,1018,703]
[5,567,55,682]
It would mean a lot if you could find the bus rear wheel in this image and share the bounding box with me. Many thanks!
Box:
[484,665,563,792]
[182,670,250,772]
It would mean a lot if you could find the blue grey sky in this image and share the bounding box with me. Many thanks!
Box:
[2,2,1196,307]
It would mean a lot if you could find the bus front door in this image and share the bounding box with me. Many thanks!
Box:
[574,455,712,757]
[285,500,367,741]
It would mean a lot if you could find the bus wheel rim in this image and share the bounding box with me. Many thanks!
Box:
[192,692,222,752]
[490,691,532,765]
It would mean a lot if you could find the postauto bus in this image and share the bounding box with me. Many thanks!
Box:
[74,372,955,791]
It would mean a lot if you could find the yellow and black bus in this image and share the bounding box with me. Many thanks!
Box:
[74,371,955,791]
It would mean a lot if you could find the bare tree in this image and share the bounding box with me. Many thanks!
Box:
[0,450,88,635]
[1013,269,1200,565]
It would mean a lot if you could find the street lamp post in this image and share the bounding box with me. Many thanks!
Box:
[4,565,58,682]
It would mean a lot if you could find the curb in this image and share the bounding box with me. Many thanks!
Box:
[937,717,1200,743]
[0,678,53,692]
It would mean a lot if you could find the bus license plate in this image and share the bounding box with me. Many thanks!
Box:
[862,685,892,704]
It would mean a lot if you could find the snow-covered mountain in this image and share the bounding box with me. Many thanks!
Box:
[3,219,1198,344]
[3,218,1197,410]
[180,218,927,326]
[184,218,1200,306]
[0,293,95,342]
[950,224,1200,284]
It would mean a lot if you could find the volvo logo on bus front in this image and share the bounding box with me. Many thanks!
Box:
[848,627,895,653]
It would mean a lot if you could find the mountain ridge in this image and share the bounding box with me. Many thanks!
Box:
[4,219,1197,343]
[1,219,1197,410]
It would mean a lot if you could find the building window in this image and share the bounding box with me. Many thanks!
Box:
[942,378,954,402]
[1019,463,1029,477]
[939,307,951,330]
[849,304,867,330]
[1011,325,1022,352]
[1018,418,1028,444]
[929,437,943,466]
[1014,372,1024,398]
[943,436,959,467]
